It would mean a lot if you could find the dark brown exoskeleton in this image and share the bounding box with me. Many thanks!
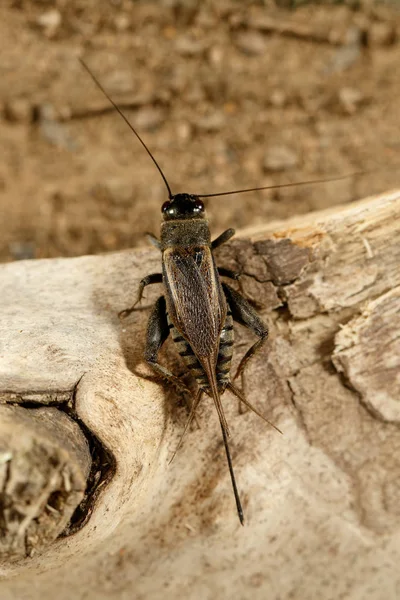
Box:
[80,59,358,525]
[120,193,281,525]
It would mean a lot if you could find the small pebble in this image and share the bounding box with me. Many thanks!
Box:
[195,112,225,132]
[263,145,299,172]
[134,107,164,131]
[114,14,131,32]
[163,26,177,40]
[208,45,224,68]
[38,103,77,150]
[235,31,266,56]
[176,121,192,142]
[325,26,362,74]
[368,22,396,47]
[269,89,287,108]
[9,242,36,260]
[36,9,62,37]
[4,98,32,123]
[175,35,206,56]
[100,179,133,206]
[338,87,364,114]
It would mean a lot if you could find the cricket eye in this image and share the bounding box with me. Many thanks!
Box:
[161,201,171,213]
[194,199,204,212]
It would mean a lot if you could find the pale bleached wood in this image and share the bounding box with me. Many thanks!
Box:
[0,190,399,600]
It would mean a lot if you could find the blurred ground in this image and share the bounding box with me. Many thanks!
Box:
[0,0,399,262]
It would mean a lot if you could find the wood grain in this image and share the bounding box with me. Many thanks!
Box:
[0,190,399,600]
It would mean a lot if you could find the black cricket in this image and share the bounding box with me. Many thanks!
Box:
[81,59,351,525]
[121,198,281,526]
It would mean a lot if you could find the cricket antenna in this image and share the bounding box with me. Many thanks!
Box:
[79,58,174,200]
[197,171,365,198]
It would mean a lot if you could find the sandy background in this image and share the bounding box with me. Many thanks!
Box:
[0,0,399,263]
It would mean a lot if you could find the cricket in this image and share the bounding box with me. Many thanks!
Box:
[80,59,356,525]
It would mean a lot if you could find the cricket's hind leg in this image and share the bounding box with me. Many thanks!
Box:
[222,282,270,415]
[227,383,282,434]
[144,295,191,396]
[221,283,269,381]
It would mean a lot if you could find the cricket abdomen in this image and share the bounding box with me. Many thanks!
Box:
[216,307,234,388]
[167,306,234,394]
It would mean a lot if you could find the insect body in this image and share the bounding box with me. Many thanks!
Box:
[120,193,280,525]
[80,59,348,524]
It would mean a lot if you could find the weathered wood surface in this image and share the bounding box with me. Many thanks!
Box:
[0,405,91,561]
[0,190,399,599]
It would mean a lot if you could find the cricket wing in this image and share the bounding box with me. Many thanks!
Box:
[162,246,226,359]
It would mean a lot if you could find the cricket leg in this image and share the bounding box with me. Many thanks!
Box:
[227,383,282,434]
[182,392,201,431]
[222,282,269,381]
[145,232,161,249]
[119,273,163,319]
[144,296,191,396]
[169,389,203,464]
[212,228,235,250]
[218,267,241,281]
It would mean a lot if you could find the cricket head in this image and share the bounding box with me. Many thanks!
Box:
[162,194,205,221]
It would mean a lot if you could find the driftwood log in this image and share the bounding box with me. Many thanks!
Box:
[0,190,399,599]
